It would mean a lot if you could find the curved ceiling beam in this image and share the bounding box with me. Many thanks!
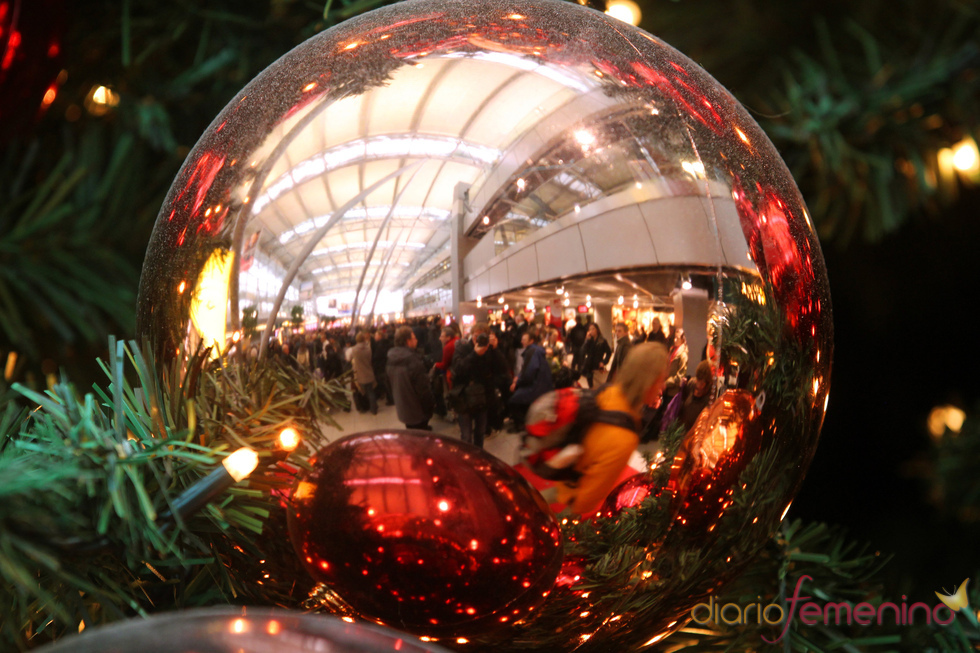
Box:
[258,160,424,357]
[350,165,422,326]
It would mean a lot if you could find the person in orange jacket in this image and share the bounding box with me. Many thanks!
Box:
[555,342,670,515]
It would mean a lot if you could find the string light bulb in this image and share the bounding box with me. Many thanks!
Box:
[605,0,641,25]
[278,427,301,452]
[938,137,980,185]
[952,138,979,172]
[85,85,120,116]
[222,448,260,482]
[162,448,259,527]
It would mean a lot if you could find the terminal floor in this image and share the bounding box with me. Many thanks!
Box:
[320,401,525,466]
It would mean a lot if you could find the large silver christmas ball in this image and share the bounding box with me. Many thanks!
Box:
[137,0,832,649]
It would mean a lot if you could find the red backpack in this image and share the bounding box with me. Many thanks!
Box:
[522,386,639,481]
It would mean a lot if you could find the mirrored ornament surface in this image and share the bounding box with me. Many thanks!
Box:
[33,606,451,653]
[136,0,833,648]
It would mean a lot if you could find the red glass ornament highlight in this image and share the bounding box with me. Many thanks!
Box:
[598,472,661,518]
[667,389,763,533]
[288,430,563,638]
[0,0,64,144]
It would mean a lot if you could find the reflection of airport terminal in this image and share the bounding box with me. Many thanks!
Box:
[187,48,764,456]
[219,49,758,359]
[137,1,830,525]
[133,5,833,646]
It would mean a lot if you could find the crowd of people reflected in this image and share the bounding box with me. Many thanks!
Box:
[264,296,713,514]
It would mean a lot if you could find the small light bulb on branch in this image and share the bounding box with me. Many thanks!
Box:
[163,448,258,525]
[278,427,301,452]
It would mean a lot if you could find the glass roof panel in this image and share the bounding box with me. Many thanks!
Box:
[415,59,519,140]
[464,72,567,149]
[362,59,447,137]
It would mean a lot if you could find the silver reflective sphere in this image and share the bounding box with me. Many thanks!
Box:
[137,0,832,649]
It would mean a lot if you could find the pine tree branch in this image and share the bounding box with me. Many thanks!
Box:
[0,339,348,650]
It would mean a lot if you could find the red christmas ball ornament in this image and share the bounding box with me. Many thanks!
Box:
[598,472,661,518]
[553,555,588,589]
[288,430,563,639]
[667,389,763,533]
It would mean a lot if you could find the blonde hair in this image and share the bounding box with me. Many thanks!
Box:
[617,342,669,408]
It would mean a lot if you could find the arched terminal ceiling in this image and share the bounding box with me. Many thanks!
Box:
[245,50,616,297]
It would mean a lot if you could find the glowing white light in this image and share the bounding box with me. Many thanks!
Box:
[223,448,259,482]
[573,129,596,148]
[278,427,301,451]
[681,160,706,176]
[190,249,234,358]
[605,0,641,25]
[953,139,979,172]
[929,405,967,437]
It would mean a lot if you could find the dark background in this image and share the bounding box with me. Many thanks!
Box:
[795,187,980,592]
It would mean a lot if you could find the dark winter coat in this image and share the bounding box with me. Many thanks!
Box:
[371,337,391,376]
[386,345,434,426]
[510,343,553,406]
[452,341,507,413]
[579,336,611,376]
[608,336,632,381]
